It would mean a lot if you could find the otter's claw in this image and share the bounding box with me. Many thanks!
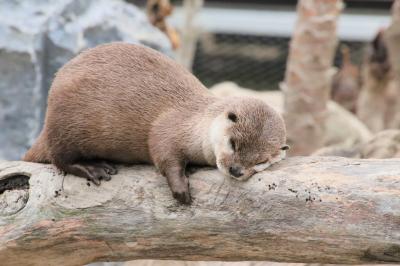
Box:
[87,166,112,185]
[99,161,118,175]
[170,178,192,204]
[173,190,192,204]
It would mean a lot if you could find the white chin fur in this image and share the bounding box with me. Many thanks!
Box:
[209,115,234,156]
[216,161,230,176]
[280,150,287,159]
[209,114,235,177]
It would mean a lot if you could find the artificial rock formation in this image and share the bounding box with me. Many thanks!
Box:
[0,0,171,160]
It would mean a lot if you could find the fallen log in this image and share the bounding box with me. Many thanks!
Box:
[0,157,399,266]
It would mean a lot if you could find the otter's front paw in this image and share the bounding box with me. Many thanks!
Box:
[171,179,192,204]
[173,190,191,204]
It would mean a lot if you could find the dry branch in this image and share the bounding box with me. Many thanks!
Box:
[0,158,400,266]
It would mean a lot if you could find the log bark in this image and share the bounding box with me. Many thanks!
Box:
[281,0,343,155]
[1,158,400,266]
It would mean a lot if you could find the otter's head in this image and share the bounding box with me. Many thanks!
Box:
[209,98,288,181]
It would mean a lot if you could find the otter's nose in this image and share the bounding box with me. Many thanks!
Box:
[229,166,243,178]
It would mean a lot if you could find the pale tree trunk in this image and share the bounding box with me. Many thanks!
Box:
[357,60,391,133]
[176,0,204,70]
[384,0,400,129]
[357,0,400,133]
[386,0,400,80]
[281,0,343,155]
[1,158,400,266]
[357,28,397,133]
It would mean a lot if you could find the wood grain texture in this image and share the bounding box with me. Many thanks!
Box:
[0,157,399,266]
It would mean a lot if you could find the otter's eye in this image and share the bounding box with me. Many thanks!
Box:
[281,145,290,151]
[230,138,236,151]
[227,112,238,122]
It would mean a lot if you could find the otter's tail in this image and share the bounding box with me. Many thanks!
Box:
[23,131,51,163]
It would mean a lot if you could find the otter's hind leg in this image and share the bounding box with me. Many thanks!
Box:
[94,160,118,175]
[53,153,117,185]
[62,162,115,185]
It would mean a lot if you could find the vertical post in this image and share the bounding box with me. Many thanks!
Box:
[281,0,343,155]
[176,0,204,70]
[384,0,400,129]
[385,0,400,78]
[357,30,391,132]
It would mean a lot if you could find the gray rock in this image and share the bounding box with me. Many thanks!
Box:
[44,0,172,98]
[0,0,171,160]
[0,0,50,160]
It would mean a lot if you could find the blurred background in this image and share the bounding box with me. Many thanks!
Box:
[0,0,396,161]
[164,0,390,90]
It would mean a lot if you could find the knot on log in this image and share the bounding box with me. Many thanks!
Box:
[0,171,30,216]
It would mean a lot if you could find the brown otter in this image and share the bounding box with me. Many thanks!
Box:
[23,42,288,204]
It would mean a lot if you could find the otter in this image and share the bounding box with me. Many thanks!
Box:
[23,42,288,204]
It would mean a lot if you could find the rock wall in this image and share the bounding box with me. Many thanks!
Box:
[0,0,171,160]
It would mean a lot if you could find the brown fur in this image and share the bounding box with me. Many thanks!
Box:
[217,98,286,175]
[24,42,286,204]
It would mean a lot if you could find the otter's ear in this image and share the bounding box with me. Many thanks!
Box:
[227,112,238,122]
[281,145,290,151]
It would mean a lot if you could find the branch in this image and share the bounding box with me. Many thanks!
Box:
[0,158,399,266]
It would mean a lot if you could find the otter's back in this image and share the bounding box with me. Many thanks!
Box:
[45,42,212,162]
